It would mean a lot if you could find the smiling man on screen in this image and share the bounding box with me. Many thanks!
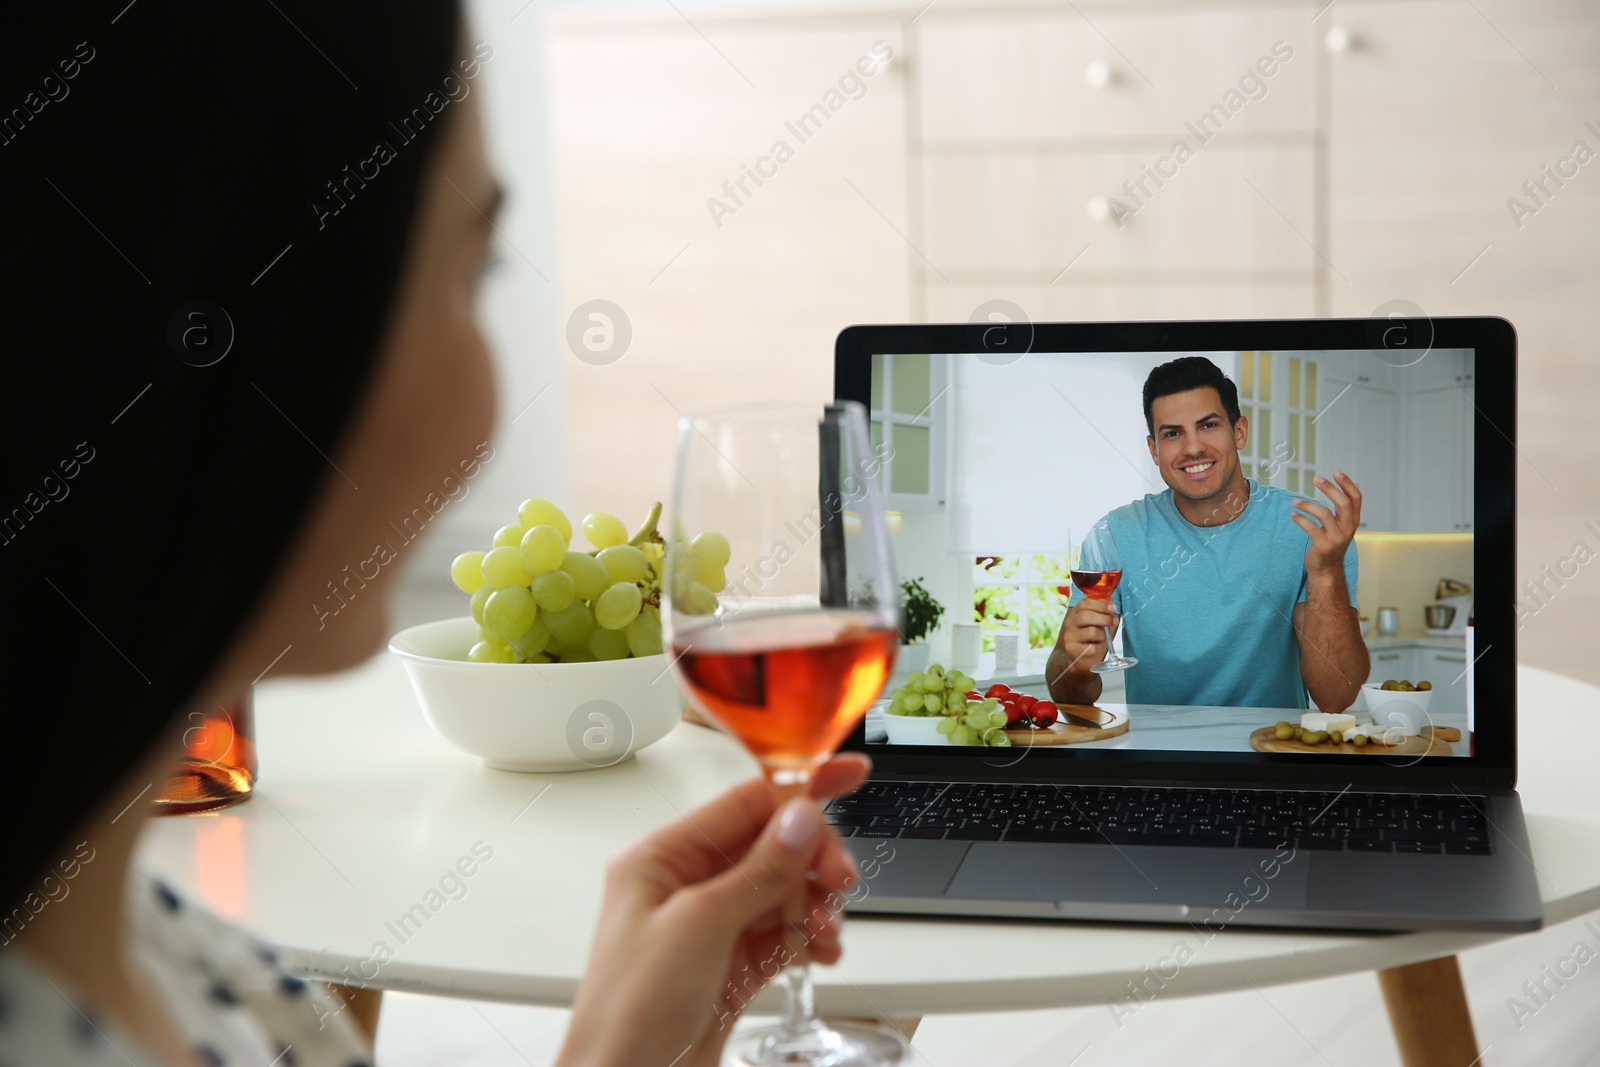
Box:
[1046,356,1369,711]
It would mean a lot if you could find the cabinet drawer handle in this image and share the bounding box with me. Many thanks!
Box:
[1435,655,1466,663]
[1087,196,1115,223]
[1376,653,1401,661]
[1325,26,1357,53]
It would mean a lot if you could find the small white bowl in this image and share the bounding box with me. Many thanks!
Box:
[1361,684,1434,737]
[882,711,953,746]
[389,617,683,772]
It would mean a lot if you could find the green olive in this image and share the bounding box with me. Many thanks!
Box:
[1353,734,1368,747]
[1417,680,1433,691]
[1381,680,1399,691]
[1275,721,1293,731]
[1303,730,1328,745]
[1275,724,1295,741]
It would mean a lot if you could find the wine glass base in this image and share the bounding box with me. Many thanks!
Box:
[728,1020,912,1067]
[1090,656,1138,674]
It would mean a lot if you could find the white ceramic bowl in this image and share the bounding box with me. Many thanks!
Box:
[882,711,953,746]
[1360,684,1434,737]
[389,617,684,772]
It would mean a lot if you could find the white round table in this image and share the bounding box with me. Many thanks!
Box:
[137,657,1600,1063]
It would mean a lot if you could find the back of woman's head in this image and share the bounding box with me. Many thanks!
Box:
[0,0,460,911]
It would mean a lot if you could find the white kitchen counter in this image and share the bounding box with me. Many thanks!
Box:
[893,631,1468,689]
[869,693,1470,757]
[1364,628,1468,653]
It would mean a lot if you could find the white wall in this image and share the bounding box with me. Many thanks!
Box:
[948,351,1173,553]
[398,3,572,592]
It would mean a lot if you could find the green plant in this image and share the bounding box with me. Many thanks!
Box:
[900,577,944,645]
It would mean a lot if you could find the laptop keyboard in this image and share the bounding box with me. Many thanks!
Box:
[824,781,1492,855]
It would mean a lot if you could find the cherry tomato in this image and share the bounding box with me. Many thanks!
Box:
[1030,701,1059,727]
[964,690,983,702]
[984,683,1011,699]
[1016,694,1038,711]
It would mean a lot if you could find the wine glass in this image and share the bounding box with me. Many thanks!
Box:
[664,400,909,1067]
[1071,518,1137,674]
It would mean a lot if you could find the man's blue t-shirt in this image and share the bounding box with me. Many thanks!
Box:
[1068,479,1358,709]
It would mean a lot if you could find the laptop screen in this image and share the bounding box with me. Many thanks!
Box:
[861,346,1476,762]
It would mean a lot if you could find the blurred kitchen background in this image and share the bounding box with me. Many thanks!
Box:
[405,0,1595,695]
[386,1,1599,1062]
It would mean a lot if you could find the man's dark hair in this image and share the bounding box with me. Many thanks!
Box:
[1142,356,1242,435]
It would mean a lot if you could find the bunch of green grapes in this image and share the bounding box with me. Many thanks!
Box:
[449,499,726,665]
[666,528,729,618]
[886,664,1011,748]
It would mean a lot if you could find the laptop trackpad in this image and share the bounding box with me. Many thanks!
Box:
[949,844,1310,911]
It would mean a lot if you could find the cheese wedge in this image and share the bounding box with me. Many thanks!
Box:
[1343,724,1403,744]
[1300,712,1356,736]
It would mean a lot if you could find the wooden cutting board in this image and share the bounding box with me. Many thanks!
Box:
[1249,725,1456,756]
[1005,706,1129,745]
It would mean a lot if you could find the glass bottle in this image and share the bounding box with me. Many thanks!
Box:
[154,691,256,814]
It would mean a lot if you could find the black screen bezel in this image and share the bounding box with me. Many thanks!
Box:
[834,317,1515,790]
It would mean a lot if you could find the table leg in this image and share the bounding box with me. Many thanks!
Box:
[327,982,384,1046]
[1377,955,1480,1067]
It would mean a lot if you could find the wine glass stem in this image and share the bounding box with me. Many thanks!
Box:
[1103,625,1116,663]
[769,773,827,1040]
[778,965,824,1037]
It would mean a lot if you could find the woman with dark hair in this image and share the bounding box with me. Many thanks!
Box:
[0,5,862,1064]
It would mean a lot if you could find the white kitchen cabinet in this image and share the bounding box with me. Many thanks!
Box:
[1341,355,1399,392]
[1365,645,1467,719]
[1321,348,1475,533]
[544,16,912,519]
[1327,0,1596,300]
[1348,384,1397,531]
[918,7,1313,142]
[908,3,1319,324]
[1422,649,1469,717]
[1402,385,1474,532]
[1403,351,1474,393]
[922,147,1317,274]
[544,0,1587,534]
[1367,646,1419,686]
[1316,368,1398,530]
[922,284,1316,323]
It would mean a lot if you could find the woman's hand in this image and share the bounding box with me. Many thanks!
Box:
[555,753,871,1067]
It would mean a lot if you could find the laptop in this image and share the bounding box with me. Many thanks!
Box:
[829,316,1541,933]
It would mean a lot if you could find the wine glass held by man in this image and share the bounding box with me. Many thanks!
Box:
[3,8,862,1066]
[1046,356,1366,712]
[1070,519,1137,675]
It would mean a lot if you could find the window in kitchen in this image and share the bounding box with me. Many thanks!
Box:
[869,353,948,510]
[1236,350,1319,495]
[971,552,1075,663]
